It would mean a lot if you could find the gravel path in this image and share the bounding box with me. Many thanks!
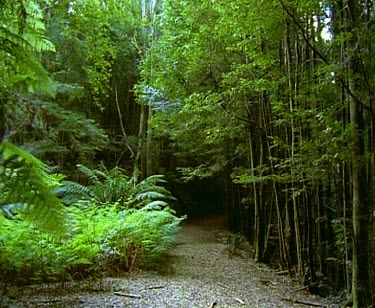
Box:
[5,216,340,307]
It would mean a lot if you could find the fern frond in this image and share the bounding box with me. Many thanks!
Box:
[135,186,176,199]
[134,191,170,202]
[141,200,169,211]
[77,164,104,184]
[137,174,167,187]
[0,141,66,235]
[53,180,93,205]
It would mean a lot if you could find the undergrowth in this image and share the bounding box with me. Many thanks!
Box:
[0,144,183,286]
[0,203,183,285]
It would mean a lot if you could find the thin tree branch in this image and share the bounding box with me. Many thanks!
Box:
[220,102,267,136]
[115,86,136,159]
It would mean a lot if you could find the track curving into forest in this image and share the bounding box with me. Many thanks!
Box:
[9,216,339,307]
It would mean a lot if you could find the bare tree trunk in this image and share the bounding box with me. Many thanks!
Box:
[0,98,5,142]
[285,20,304,281]
[344,1,369,306]
[135,103,148,179]
[146,105,153,176]
[249,132,262,262]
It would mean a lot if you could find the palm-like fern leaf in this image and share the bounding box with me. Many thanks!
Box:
[141,201,169,211]
[53,180,93,205]
[134,191,169,202]
[0,141,66,234]
[77,164,106,185]
[75,165,177,210]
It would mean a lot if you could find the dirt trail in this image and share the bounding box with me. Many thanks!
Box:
[6,215,338,307]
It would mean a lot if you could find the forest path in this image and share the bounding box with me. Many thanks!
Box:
[11,215,337,307]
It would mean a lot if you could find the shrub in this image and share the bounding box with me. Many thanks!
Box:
[0,203,183,285]
[101,207,183,273]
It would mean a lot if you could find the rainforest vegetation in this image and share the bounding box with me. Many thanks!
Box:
[1,0,375,307]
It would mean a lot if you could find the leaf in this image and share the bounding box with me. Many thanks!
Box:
[134,191,168,202]
[0,141,66,235]
[141,200,169,211]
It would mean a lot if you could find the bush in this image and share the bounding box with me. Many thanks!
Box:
[101,208,182,273]
[0,203,183,285]
[0,147,182,285]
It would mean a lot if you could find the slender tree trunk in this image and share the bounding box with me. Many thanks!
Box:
[0,98,5,142]
[249,132,262,262]
[342,162,351,292]
[135,103,148,179]
[344,1,369,306]
[146,105,153,176]
[285,20,303,280]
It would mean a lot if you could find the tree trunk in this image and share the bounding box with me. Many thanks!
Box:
[0,98,5,142]
[249,132,262,262]
[285,20,304,281]
[344,1,369,306]
[146,105,153,176]
[135,103,148,179]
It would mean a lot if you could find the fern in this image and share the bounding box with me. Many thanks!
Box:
[75,165,176,210]
[0,141,66,235]
[0,0,55,94]
[76,164,104,185]
[101,207,184,272]
[141,200,170,211]
[134,191,170,202]
[53,180,93,205]
[9,99,110,170]
[0,196,184,283]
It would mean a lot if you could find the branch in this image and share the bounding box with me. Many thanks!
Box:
[144,284,166,290]
[115,86,136,159]
[282,298,328,307]
[113,292,141,299]
[220,103,266,136]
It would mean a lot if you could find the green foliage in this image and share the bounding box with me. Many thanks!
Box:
[43,0,142,108]
[0,141,66,235]
[0,0,54,94]
[76,164,176,209]
[0,203,183,284]
[138,0,375,300]
[4,98,109,172]
[0,0,183,290]
[101,207,183,273]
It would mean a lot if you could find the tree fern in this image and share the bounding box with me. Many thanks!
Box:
[0,141,66,235]
[5,99,110,171]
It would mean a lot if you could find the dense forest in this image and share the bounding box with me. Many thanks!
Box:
[1,0,374,307]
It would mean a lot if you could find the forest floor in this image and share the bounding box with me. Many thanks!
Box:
[3,215,343,307]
